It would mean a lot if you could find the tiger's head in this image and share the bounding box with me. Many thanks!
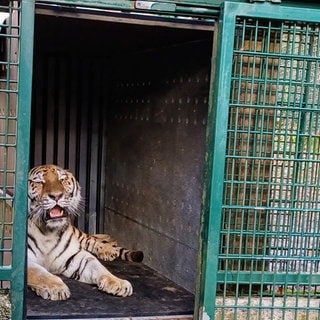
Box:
[28,165,83,230]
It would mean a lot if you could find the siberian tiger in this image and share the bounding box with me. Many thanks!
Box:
[27,164,143,300]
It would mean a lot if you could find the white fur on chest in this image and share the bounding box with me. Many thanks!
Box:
[28,221,80,273]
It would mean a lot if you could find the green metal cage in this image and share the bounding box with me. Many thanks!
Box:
[1,0,320,319]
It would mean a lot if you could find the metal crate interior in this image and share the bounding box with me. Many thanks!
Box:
[27,5,214,319]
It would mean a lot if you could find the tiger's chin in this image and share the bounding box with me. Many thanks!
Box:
[44,216,70,230]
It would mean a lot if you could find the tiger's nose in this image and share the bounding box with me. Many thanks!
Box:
[48,193,63,201]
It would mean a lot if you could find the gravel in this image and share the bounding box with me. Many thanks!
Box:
[0,290,11,320]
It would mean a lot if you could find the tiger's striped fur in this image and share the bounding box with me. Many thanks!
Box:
[27,164,143,300]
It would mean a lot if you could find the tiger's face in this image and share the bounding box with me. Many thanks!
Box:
[28,165,82,230]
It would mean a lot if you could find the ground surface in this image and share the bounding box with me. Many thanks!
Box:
[0,290,10,320]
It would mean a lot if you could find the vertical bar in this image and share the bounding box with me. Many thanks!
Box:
[11,0,34,319]
[195,3,236,319]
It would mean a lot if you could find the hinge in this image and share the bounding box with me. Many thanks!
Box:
[134,0,218,17]
[134,1,176,12]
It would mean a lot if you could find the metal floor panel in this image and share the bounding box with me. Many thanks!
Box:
[26,260,194,319]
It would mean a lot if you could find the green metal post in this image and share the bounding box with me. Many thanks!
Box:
[195,3,236,319]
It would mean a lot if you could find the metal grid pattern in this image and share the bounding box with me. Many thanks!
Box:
[0,0,20,277]
[216,18,320,319]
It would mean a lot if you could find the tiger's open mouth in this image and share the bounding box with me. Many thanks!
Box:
[46,205,68,221]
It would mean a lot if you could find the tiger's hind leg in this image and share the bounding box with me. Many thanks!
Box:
[62,250,133,297]
[27,262,70,300]
[90,233,144,262]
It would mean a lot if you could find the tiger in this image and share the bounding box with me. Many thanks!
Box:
[27,164,143,300]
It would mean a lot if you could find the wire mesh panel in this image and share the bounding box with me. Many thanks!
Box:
[0,1,34,319]
[0,0,19,274]
[214,10,320,320]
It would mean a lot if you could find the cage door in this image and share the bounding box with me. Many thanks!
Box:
[197,2,320,320]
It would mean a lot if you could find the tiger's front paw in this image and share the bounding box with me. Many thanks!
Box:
[98,275,133,297]
[29,275,70,300]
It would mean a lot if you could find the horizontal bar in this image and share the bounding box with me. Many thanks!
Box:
[233,49,320,62]
[221,204,320,213]
[219,254,320,261]
[229,103,320,112]
[217,271,320,285]
[36,3,215,31]
[225,2,320,24]
[0,267,12,281]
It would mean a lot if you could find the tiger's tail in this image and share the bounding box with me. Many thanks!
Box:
[118,248,144,262]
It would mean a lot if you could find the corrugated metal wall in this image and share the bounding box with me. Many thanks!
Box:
[31,54,108,233]
[105,41,212,291]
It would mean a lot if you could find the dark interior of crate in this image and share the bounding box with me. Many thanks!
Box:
[28,9,213,318]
